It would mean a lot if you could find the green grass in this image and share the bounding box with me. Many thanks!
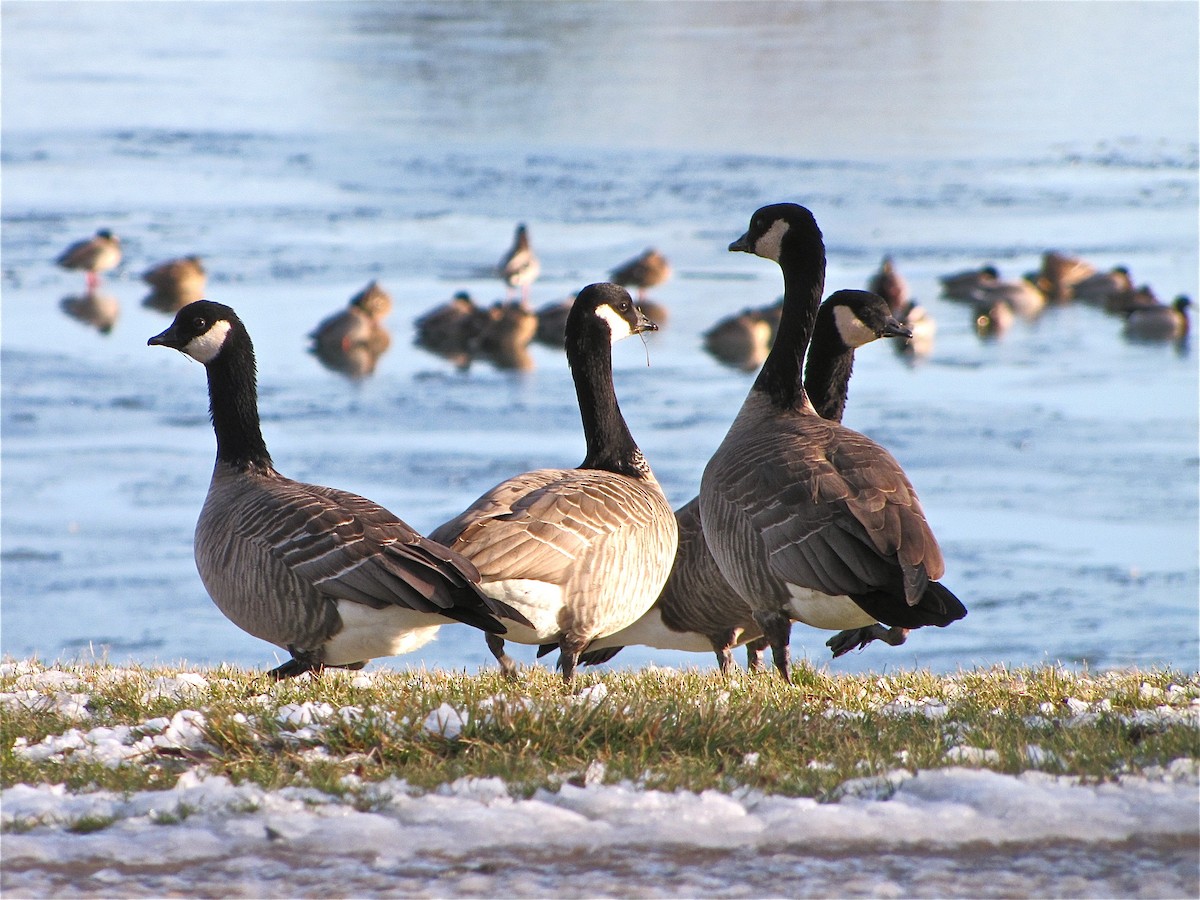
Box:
[2,660,1196,808]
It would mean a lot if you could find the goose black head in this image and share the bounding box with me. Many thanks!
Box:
[826,290,913,348]
[148,299,240,364]
[729,203,822,263]
[568,282,657,344]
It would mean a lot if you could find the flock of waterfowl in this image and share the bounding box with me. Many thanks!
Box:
[52,203,1188,684]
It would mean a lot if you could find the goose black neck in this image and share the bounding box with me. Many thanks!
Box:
[205,323,273,472]
[566,321,647,479]
[754,241,826,412]
[803,312,854,423]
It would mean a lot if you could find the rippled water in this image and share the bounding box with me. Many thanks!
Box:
[2,2,1198,893]
[3,0,1198,676]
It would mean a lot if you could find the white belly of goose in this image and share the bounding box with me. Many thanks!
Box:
[586,606,717,654]
[322,602,442,666]
[785,585,876,630]
[479,578,567,644]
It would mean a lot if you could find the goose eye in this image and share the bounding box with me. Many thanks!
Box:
[192,317,207,330]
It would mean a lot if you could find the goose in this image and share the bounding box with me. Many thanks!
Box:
[142,256,207,313]
[429,283,677,682]
[1123,295,1191,342]
[939,264,999,301]
[499,223,540,301]
[60,290,120,335]
[702,299,783,371]
[698,203,966,682]
[575,289,913,674]
[148,300,529,679]
[56,229,121,290]
[309,281,394,380]
[414,291,489,369]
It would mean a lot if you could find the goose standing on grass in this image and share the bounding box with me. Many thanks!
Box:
[430,283,677,683]
[149,300,529,679]
[577,289,913,674]
[56,229,121,290]
[699,204,966,682]
[142,256,207,313]
[499,223,540,302]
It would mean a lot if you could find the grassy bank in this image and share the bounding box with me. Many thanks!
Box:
[2,660,1197,808]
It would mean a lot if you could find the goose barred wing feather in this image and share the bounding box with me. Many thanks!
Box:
[231,474,521,631]
[430,468,673,585]
[705,415,943,607]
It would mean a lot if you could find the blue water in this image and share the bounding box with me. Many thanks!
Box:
[2,1,1198,681]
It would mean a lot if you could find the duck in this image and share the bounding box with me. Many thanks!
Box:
[60,290,120,335]
[609,248,672,323]
[1029,251,1096,303]
[939,264,1000,301]
[970,276,1046,319]
[1123,295,1191,342]
[1104,283,1160,316]
[867,255,910,313]
[475,300,538,371]
[148,300,530,679]
[1072,266,1135,307]
[698,203,966,682]
[414,291,489,369]
[309,281,394,379]
[429,283,677,683]
[56,229,122,290]
[866,255,935,359]
[575,289,914,674]
[533,294,576,347]
[142,256,207,313]
[893,300,936,359]
[702,299,784,372]
[973,294,1016,339]
[498,223,540,301]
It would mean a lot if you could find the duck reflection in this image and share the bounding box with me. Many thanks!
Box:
[60,289,120,335]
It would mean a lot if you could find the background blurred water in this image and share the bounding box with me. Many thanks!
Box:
[2,1,1197,678]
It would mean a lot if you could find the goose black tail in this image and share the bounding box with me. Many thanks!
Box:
[850,581,967,629]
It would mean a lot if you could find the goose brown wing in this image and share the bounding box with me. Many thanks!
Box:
[431,468,668,584]
[244,476,493,620]
[718,416,943,605]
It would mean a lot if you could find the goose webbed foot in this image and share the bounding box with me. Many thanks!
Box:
[827,625,910,658]
[486,633,521,680]
[268,647,323,680]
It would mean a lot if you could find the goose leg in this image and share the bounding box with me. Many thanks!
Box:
[744,636,769,672]
[826,625,910,658]
[754,610,793,683]
[486,633,520,680]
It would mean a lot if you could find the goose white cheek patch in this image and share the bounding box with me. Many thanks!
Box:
[833,305,883,348]
[752,218,790,262]
[596,304,635,342]
[182,320,232,363]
